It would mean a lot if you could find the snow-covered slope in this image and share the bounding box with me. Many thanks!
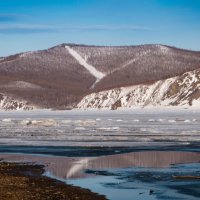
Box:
[70,44,200,92]
[1,81,42,90]
[0,94,35,110]
[78,69,200,109]
[65,46,105,80]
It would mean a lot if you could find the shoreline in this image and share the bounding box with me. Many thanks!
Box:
[1,149,200,200]
[0,161,107,200]
[1,106,200,113]
[0,144,200,157]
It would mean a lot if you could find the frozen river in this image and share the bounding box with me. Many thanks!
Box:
[0,108,200,199]
[0,108,200,146]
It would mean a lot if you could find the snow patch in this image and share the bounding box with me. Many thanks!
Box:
[31,119,57,127]
[157,119,165,122]
[0,94,34,110]
[20,51,34,58]
[1,81,41,90]
[2,118,12,123]
[65,46,105,81]
[61,120,72,124]
[184,120,191,123]
[192,99,200,108]
[78,76,177,109]
[156,45,170,54]
[74,127,86,130]
[168,120,176,123]
[148,119,156,122]
[20,119,32,126]
[116,119,123,122]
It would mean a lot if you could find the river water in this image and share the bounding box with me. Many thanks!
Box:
[0,109,200,199]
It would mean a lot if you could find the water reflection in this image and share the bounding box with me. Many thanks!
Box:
[0,151,200,180]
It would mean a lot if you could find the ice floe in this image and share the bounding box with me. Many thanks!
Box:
[31,119,57,127]
[184,120,191,123]
[168,120,176,123]
[2,118,12,123]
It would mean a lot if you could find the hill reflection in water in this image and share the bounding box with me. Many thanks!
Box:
[1,151,200,180]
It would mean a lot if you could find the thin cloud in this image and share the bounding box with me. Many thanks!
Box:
[0,14,27,22]
[0,24,153,34]
[0,24,57,34]
[63,25,153,31]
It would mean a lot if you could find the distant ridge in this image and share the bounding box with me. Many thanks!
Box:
[0,43,200,110]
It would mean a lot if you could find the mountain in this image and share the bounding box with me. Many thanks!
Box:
[0,44,200,110]
[78,69,200,109]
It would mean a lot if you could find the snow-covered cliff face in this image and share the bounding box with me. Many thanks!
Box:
[0,94,35,110]
[77,70,200,109]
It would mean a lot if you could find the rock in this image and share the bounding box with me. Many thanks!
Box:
[149,190,154,195]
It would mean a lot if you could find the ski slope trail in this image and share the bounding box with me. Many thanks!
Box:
[65,46,105,81]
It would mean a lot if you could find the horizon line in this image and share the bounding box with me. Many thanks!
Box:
[1,43,200,58]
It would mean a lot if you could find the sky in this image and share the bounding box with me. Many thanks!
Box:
[0,0,200,56]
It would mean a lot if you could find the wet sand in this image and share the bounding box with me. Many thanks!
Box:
[0,162,107,200]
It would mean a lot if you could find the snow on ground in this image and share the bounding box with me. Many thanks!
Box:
[77,69,200,110]
[65,45,105,80]
[0,94,35,110]
[192,100,200,108]
[1,81,41,90]
[77,76,178,109]
[156,44,170,54]
[19,51,34,58]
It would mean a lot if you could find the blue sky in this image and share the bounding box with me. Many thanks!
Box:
[0,0,200,56]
